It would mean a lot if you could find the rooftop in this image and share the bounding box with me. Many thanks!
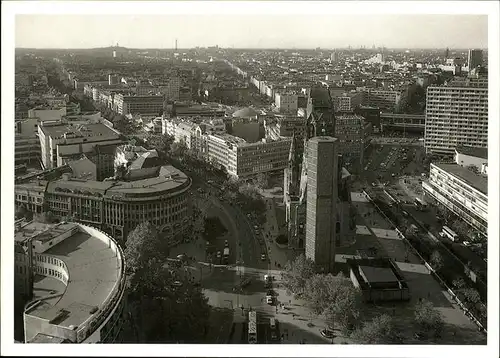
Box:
[434,163,487,195]
[24,224,122,330]
[359,265,399,284]
[46,165,190,197]
[232,107,259,118]
[455,146,488,160]
[40,123,119,140]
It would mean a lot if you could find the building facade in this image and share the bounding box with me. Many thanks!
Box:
[423,162,487,235]
[275,93,299,113]
[38,121,124,170]
[334,113,365,166]
[305,137,338,273]
[113,94,165,116]
[424,78,488,154]
[468,49,483,71]
[362,89,401,111]
[15,165,192,242]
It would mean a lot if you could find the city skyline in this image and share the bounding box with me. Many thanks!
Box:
[15,14,488,50]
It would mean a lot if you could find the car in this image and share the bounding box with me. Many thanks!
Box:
[320,329,335,339]
[266,296,274,305]
[261,253,267,261]
[172,281,183,287]
[402,211,409,217]
[463,241,471,246]
[217,251,221,259]
[240,277,252,287]
[224,240,229,247]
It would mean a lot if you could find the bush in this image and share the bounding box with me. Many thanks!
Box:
[276,234,288,245]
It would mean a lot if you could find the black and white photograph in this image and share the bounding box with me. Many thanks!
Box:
[1,1,499,357]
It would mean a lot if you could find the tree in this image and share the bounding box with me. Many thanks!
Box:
[324,279,363,334]
[147,134,174,157]
[281,254,316,297]
[414,299,444,337]
[113,114,135,135]
[351,314,400,344]
[36,211,56,224]
[124,222,166,275]
[275,234,288,245]
[461,288,481,305]
[255,172,269,189]
[169,141,188,159]
[452,277,466,290]
[15,205,27,220]
[24,210,34,222]
[125,222,211,343]
[430,250,444,272]
[303,274,334,315]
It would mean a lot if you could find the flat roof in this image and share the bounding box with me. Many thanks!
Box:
[455,146,488,160]
[359,265,398,284]
[45,165,189,197]
[15,221,55,243]
[28,333,66,344]
[40,123,119,140]
[25,226,120,329]
[434,163,487,194]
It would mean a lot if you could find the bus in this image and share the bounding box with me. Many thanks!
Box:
[440,225,459,242]
[248,310,257,344]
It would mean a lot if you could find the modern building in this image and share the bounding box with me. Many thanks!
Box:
[206,134,291,178]
[275,93,299,113]
[305,136,339,273]
[28,107,67,122]
[424,77,488,154]
[264,115,305,141]
[454,146,488,174]
[423,161,487,235]
[347,258,410,303]
[332,92,363,112]
[38,121,124,169]
[468,49,484,71]
[108,74,120,86]
[15,118,42,164]
[17,222,127,343]
[113,94,165,116]
[362,89,401,111]
[334,113,365,166]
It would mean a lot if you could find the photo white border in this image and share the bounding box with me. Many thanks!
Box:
[2,1,498,357]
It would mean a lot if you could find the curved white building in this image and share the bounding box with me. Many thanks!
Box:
[20,222,126,343]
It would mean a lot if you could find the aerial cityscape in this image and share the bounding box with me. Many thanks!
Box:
[7,10,493,351]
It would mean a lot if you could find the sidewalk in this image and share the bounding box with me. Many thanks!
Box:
[273,287,354,344]
[262,198,296,270]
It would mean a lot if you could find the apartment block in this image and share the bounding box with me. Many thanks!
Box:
[113,94,165,116]
[424,78,488,154]
[423,162,487,235]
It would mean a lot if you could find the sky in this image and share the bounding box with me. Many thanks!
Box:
[15,13,488,50]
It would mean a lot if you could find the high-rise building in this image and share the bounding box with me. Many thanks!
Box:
[468,49,484,71]
[330,51,338,63]
[424,77,488,154]
[305,136,338,273]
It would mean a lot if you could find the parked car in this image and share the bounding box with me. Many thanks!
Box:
[320,329,335,339]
